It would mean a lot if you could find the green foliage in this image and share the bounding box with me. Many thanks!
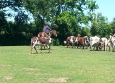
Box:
[2,0,23,8]
[23,0,99,29]
[0,0,115,45]
[0,11,7,31]
[81,27,91,36]
[90,13,111,37]
[86,0,99,11]
[57,12,77,27]
[110,18,115,34]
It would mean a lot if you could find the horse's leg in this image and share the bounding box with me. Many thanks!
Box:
[34,46,38,53]
[31,45,38,54]
[48,44,51,49]
[67,42,69,48]
[33,42,38,54]
[30,44,33,54]
[73,42,76,48]
[112,47,114,52]
[113,46,115,52]
[41,45,45,50]
[44,46,45,49]
[85,41,89,49]
[93,46,95,51]
[82,42,85,49]
[103,44,105,51]
[46,44,50,53]
[86,44,88,49]
[40,45,42,53]
[109,46,111,51]
[72,43,73,48]
[74,43,76,48]
[105,45,107,51]
[83,45,84,49]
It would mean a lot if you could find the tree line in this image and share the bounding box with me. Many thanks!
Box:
[0,0,115,46]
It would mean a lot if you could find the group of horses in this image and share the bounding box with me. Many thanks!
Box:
[64,35,115,52]
[64,35,89,49]
[30,30,57,54]
[31,30,115,54]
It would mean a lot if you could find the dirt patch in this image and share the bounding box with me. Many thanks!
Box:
[23,68,40,71]
[48,77,68,82]
[23,68,40,75]
[0,64,12,67]
[3,76,13,81]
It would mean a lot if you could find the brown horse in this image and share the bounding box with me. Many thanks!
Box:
[77,36,89,49]
[30,36,52,54]
[38,30,57,38]
[37,30,57,49]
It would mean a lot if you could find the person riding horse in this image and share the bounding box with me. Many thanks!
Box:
[43,24,52,37]
[38,23,57,39]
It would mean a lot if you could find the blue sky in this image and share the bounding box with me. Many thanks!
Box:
[95,0,115,22]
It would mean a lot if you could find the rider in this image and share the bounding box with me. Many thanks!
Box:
[43,23,52,37]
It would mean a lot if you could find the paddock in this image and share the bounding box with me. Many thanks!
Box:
[0,46,115,83]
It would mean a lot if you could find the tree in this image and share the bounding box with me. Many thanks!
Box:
[111,18,115,35]
[0,0,99,45]
[0,11,7,32]
[81,27,91,36]
[90,12,111,37]
[22,0,99,45]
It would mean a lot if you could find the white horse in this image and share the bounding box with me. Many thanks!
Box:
[109,35,115,52]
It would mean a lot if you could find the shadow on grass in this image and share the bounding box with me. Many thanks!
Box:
[31,51,51,54]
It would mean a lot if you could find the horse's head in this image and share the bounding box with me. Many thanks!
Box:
[50,30,57,37]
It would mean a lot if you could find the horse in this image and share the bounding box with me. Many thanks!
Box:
[38,30,57,49]
[89,36,103,51]
[109,35,115,52]
[99,37,108,51]
[64,36,77,48]
[76,36,88,49]
[30,36,52,54]
[38,30,57,38]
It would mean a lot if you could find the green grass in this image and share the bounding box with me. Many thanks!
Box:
[0,46,115,83]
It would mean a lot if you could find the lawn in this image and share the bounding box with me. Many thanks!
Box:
[0,46,115,83]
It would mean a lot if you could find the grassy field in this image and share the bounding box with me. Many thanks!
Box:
[0,46,115,83]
